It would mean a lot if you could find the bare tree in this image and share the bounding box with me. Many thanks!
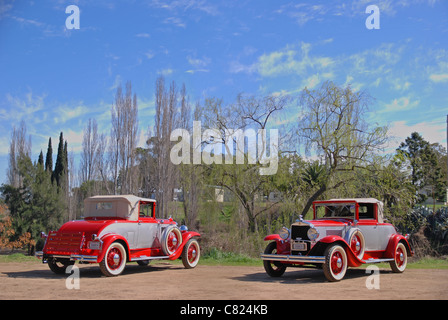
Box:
[177,86,202,228]
[153,76,178,218]
[80,119,99,185]
[7,120,31,188]
[109,81,139,194]
[202,94,290,232]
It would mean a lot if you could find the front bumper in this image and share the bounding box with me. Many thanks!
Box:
[35,251,98,263]
[261,253,325,264]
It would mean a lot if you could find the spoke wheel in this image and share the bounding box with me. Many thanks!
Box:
[99,242,127,277]
[349,230,365,260]
[182,238,200,269]
[48,258,74,275]
[323,244,347,282]
[162,226,182,255]
[263,242,287,277]
[390,242,407,273]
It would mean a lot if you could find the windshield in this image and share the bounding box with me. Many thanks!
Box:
[315,203,356,219]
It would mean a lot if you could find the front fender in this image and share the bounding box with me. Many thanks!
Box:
[263,234,290,254]
[168,231,201,260]
[317,235,364,267]
[264,234,283,242]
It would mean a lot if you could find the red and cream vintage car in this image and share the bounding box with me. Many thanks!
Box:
[261,198,413,281]
[36,195,201,277]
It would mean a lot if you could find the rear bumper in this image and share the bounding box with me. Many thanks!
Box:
[261,253,325,264]
[35,251,98,263]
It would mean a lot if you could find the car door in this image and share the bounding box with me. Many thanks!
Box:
[357,203,380,251]
[136,217,158,249]
[135,201,158,249]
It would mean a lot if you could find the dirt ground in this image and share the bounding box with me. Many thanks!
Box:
[1,260,447,300]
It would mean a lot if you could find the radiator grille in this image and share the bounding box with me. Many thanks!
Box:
[291,225,310,241]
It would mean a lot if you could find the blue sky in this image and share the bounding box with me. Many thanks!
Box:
[0,0,447,185]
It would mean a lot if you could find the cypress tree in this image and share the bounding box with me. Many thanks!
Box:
[45,138,53,173]
[38,151,44,167]
[53,132,66,188]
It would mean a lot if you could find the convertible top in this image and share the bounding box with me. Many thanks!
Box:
[84,195,156,221]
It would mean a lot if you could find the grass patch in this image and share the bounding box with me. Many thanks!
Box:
[407,256,448,269]
[0,253,38,263]
[200,247,262,266]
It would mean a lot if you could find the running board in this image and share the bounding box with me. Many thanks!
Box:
[131,255,169,262]
[362,258,394,264]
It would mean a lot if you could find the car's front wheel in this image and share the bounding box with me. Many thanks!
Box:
[263,241,287,277]
[390,242,407,273]
[182,238,200,269]
[323,244,347,282]
[99,242,127,277]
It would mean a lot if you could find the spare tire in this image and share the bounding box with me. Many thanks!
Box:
[161,225,182,255]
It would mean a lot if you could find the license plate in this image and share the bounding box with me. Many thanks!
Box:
[89,241,101,250]
[293,242,307,251]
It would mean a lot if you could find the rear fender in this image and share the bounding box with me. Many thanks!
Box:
[385,234,414,258]
[168,231,201,260]
[97,234,130,263]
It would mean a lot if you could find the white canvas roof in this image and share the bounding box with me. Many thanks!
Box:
[84,195,156,221]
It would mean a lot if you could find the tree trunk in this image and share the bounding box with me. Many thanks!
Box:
[300,184,327,218]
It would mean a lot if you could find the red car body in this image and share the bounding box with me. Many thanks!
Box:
[36,195,201,276]
[261,198,413,281]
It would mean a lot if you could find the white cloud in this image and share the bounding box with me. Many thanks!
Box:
[135,33,150,38]
[53,105,89,124]
[163,16,186,28]
[1,91,46,123]
[158,68,173,76]
[388,120,447,151]
[382,96,420,113]
[429,73,448,83]
[256,42,334,78]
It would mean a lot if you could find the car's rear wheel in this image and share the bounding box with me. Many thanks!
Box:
[48,258,74,275]
[263,242,287,277]
[390,242,407,273]
[323,244,347,282]
[99,242,127,277]
[182,238,200,269]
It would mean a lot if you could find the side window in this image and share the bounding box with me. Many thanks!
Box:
[139,202,154,218]
[358,203,375,220]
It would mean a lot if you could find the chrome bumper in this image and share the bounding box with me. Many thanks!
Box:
[70,255,98,262]
[35,251,98,263]
[261,253,325,264]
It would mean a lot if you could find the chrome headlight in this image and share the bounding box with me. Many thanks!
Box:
[279,227,290,240]
[307,227,319,241]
